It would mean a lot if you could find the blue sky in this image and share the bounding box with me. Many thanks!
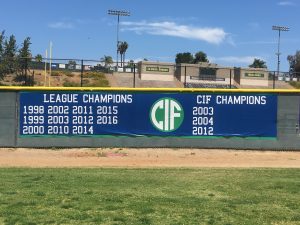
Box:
[0,0,299,71]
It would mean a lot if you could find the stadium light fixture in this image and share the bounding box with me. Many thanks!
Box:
[272,25,290,80]
[108,9,131,68]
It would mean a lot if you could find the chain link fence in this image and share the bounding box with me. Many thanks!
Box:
[0,57,116,87]
[0,57,299,89]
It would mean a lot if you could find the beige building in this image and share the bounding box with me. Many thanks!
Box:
[238,68,269,86]
[175,62,269,87]
[138,61,269,87]
[175,62,234,85]
[138,61,175,81]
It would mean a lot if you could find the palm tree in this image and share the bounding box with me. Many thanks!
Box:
[118,41,128,67]
[35,54,43,63]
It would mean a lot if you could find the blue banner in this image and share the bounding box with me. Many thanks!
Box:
[19,92,277,137]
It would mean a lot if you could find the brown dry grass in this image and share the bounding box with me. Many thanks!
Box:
[0,148,299,168]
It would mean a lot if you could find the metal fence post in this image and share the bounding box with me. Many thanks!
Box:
[273,71,276,89]
[184,66,187,88]
[230,69,232,89]
[80,59,83,87]
[133,64,136,88]
[24,58,28,86]
[32,70,34,86]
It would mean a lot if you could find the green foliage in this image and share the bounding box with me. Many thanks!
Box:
[0,34,18,79]
[68,60,76,66]
[4,35,17,58]
[0,168,299,224]
[18,37,32,82]
[84,71,106,79]
[176,51,210,64]
[194,51,209,63]
[0,31,32,81]
[101,55,113,68]
[287,51,300,74]
[289,81,300,89]
[13,74,35,86]
[65,72,75,77]
[63,72,109,87]
[51,71,61,76]
[19,37,31,58]
[51,70,72,77]
[118,41,129,66]
[175,52,194,64]
[127,59,135,68]
[89,79,110,87]
[84,72,110,87]
[63,81,80,87]
[249,58,267,68]
[35,54,43,63]
[0,30,5,57]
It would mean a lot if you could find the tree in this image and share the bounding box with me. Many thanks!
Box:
[68,60,76,69]
[0,31,5,79]
[175,51,210,64]
[175,52,194,64]
[118,41,128,67]
[194,51,209,63]
[35,54,43,62]
[128,59,135,68]
[0,32,33,81]
[0,30,5,57]
[3,35,17,58]
[18,37,32,84]
[248,58,267,68]
[287,51,300,75]
[1,35,18,77]
[101,55,113,68]
[19,37,31,58]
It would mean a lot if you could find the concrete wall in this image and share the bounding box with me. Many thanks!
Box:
[185,77,232,85]
[0,92,16,147]
[240,79,269,86]
[1,88,300,150]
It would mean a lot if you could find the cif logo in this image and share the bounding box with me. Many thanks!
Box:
[150,98,184,132]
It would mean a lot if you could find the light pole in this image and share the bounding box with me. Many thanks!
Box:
[272,25,289,80]
[108,9,130,69]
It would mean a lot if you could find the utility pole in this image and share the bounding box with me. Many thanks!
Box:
[49,41,53,87]
[44,49,47,86]
[108,9,130,69]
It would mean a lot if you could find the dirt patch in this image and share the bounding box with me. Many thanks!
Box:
[0,148,299,168]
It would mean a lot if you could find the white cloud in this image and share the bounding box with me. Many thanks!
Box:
[277,1,295,6]
[121,21,227,45]
[48,22,74,29]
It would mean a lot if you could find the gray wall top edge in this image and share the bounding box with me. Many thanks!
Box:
[1,86,300,94]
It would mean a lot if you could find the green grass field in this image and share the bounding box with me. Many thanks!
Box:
[0,168,299,225]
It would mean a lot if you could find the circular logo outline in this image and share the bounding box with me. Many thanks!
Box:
[149,97,184,132]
